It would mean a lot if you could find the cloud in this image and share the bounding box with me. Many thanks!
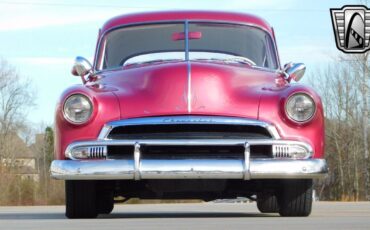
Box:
[0,0,297,31]
[279,44,337,64]
[10,57,74,65]
[0,2,136,31]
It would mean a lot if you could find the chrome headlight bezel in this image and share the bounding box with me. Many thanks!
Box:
[285,93,316,123]
[63,94,93,125]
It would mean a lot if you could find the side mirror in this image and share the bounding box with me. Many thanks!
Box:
[71,56,92,77]
[283,62,306,82]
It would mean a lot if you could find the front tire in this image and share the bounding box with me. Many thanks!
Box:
[97,190,114,214]
[65,180,98,219]
[257,192,279,213]
[278,179,313,217]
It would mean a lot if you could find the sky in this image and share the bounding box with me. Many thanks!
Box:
[0,0,364,125]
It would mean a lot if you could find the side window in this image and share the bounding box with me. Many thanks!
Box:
[264,35,278,69]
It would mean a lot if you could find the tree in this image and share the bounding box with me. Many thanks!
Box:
[0,58,36,205]
[43,126,54,167]
[41,126,54,203]
[310,53,370,201]
[0,59,35,161]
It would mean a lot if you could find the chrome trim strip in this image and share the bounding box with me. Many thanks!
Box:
[98,125,113,140]
[134,142,141,180]
[185,20,192,113]
[266,125,281,140]
[243,142,251,180]
[187,60,192,113]
[65,139,312,160]
[185,20,189,61]
[51,159,328,180]
[97,116,281,140]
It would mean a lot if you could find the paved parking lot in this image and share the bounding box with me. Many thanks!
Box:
[0,202,369,230]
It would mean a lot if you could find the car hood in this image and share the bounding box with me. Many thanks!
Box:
[98,61,281,119]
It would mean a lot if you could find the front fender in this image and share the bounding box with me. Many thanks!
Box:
[54,85,120,160]
[258,84,325,158]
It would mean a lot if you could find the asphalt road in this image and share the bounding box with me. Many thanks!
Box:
[0,202,369,230]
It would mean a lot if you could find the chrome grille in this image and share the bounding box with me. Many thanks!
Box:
[107,124,272,140]
[95,116,281,159]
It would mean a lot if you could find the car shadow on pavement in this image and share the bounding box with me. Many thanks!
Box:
[0,212,64,220]
[0,212,278,220]
[99,212,279,219]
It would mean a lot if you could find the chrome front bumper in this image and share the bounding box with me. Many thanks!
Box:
[51,116,328,180]
[51,158,327,180]
[51,138,328,180]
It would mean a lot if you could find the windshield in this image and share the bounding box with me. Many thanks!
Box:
[97,22,279,70]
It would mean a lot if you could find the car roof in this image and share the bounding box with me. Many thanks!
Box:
[101,10,274,34]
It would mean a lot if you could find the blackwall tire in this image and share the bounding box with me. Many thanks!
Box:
[257,192,279,213]
[278,179,313,217]
[65,180,98,219]
[97,191,114,214]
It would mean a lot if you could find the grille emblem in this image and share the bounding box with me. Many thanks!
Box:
[162,118,214,123]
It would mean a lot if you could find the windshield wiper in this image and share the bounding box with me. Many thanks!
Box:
[193,56,256,66]
[223,56,256,66]
[123,59,183,66]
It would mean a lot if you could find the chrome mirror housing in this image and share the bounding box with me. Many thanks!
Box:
[71,56,92,77]
[283,62,306,82]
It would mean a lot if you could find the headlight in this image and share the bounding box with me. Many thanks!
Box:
[63,94,93,124]
[285,93,315,123]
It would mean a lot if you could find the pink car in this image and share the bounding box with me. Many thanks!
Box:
[51,11,328,218]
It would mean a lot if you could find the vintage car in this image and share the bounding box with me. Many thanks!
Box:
[51,11,328,218]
